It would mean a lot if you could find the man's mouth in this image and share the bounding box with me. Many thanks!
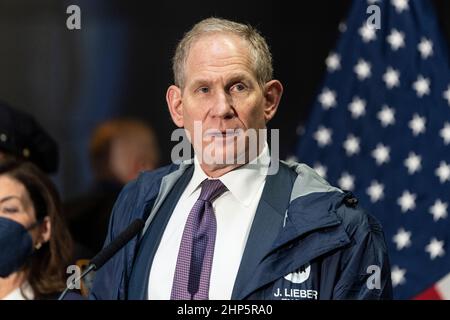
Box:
[204,129,243,139]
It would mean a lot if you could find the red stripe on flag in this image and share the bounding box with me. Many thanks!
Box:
[413,286,443,300]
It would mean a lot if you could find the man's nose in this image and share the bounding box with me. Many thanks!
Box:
[210,90,235,120]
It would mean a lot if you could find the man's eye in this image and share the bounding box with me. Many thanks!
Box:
[197,87,210,94]
[230,83,246,92]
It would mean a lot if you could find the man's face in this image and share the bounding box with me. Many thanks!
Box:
[167,33,281,173]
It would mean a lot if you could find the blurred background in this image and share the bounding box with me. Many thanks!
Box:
[1,0,450,299]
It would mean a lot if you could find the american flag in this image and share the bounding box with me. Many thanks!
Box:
[294,0,450,299]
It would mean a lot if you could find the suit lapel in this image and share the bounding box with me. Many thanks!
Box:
[231,163,296,299]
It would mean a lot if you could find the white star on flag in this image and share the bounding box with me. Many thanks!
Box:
[391,266,407,287]
[404,152,422,175]
[343,134,360,156]
[429,199,448,222]
[377,105,396,127]
[387,29,405,51]
[383,67,400,89]
[440,122,450,145]
[412,75,431,97]
[359,23,377,43]
[443,85,450,106]
[435,161,450,183]
[338,172,355,191]
[318,88,337,109]
[425,238,445,260]
[354,59,371,80]
[393,228,412,250]
[409,114,426,136]
[418,38,433,59]
[366,180,384,203]
[397,190,417,213]
[325,52,341,72]
[314,126,333,147]
[391,0,409,13]
[348,97,366,119]
[313,163,327,179]
[372,143,390,165]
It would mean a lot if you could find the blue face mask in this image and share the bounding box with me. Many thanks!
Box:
[0,217,34,278]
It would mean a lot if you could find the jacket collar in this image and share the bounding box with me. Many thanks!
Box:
[140,161,191,235]
[270,191,347,253]
[231,161,295,299]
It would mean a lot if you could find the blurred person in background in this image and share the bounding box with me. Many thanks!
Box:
[89,118,161,187]
[0,160,73,300]
[64,118,161,258]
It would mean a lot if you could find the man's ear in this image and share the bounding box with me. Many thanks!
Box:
[263,80,283,123]
[166,85,184,128]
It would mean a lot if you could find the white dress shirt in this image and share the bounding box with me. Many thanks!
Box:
[148,145,269,300]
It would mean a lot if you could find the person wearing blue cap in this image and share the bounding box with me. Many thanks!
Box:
[0,100,59,175]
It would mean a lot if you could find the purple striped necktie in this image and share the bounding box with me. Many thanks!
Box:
[170,179,228,300]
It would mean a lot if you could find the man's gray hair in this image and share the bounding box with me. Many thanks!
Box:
[172,17,273,88]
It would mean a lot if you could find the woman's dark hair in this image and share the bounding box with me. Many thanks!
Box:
[0,160,73,299]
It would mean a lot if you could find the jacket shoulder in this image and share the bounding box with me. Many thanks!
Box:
[334,194,384,240]
[332,194,392,299]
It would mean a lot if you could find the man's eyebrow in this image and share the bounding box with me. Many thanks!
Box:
[189,74,252,87]
[0,195,21,204]
[189,78,213,87]
[226,73,252,83]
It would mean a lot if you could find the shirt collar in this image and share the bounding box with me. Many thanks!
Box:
[185,157,210,198]
[189,142,270,207]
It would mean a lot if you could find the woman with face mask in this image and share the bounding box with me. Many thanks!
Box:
[0,160,73,300]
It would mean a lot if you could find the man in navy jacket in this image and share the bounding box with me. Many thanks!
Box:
[90,17,392,300]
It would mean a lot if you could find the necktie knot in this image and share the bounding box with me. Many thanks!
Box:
[198,179,227,202]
